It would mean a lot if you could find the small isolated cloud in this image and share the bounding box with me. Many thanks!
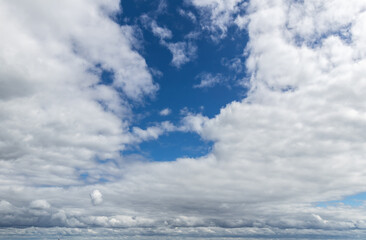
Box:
[140,15,172,40]
[164,41,197,68]
[178,8,197,23]
[185,31,201,40]
[90,190,103,206]
[194,73,226,88]
[151,21,172,40]
[159,108,171,116]
[131,121,175,143]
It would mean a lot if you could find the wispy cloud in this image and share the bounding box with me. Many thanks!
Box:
[141,14,197,68]
[194,72,226,88]
[188,0,247,39]
[150,20,173,40]
[159,108,172,116]
[178,8,197,23]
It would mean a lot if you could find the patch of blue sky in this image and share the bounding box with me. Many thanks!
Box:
[124,131,213,162]
[114,0,249,162]
[316,192,366,208]
[100,68,114,85]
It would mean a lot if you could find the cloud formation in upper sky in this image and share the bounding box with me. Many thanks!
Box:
[188,0,247,38]
[0,0,159,187]
[2,0,366,239]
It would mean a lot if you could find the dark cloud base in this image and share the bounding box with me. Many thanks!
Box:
[1,227,365,240]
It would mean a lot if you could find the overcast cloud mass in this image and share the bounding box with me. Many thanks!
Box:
[1,0,366,239]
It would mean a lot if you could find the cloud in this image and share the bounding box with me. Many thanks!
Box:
[140,14,172,40]
[193,72,226,88]
[183,0,366,207]
[0,0,156,186]
[159,108,172,116]
[2,0,366,239]
[30,200,51,210]
[178,8,197,23]
[90,190,103,205]
[150,21,173,40]
[163,41,197,68]
[157,0,168,14]
[188,0,247,38]
[131,121,176,143]
[140,14,196,68]
[221,57,244,73]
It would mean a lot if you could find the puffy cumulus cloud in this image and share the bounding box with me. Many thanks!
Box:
[183,0,366,205]
[3,0,366,239]
[0,0,157,187]
[90,190,103,206]
[176,0,366,233]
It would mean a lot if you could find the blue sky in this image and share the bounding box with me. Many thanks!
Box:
[2,0,366,239]
[119,0,248,161]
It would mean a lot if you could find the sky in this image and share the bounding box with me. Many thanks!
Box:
[1,0,366,239]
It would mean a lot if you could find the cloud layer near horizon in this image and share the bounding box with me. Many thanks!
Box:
[2,0,366,239]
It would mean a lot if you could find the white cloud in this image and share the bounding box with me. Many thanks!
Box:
[151,20,173,40]
[2,0,366,239]
[140,14,195,68]
[188,0,247,38]
[90,190,103,205]
[234,14,249,29]
[184,0,366,206]
[131,121,176,143]
[164,41,197,68]
[140,15,172,40]
[0,0,156,186]
[157,0,168,14]
[178,8,197,23]
[159,108,172,116]
[221,57,245,74]
[193,72,226,88]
